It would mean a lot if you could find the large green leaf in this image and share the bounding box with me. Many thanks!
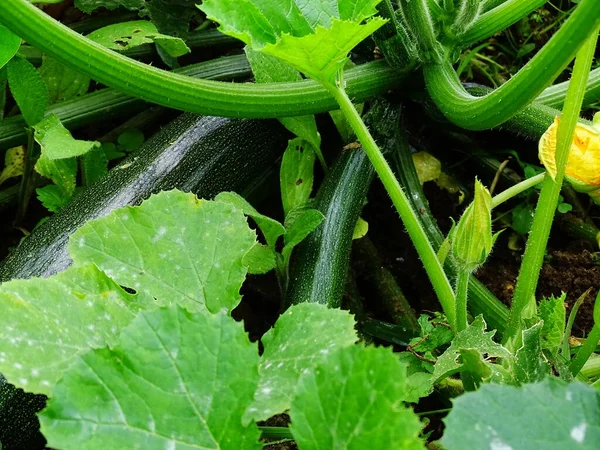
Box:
[199,0,386,84]
[246,303,357,422]
[69,190,257,313]
[40,307,262,450]
[0,265,154,395]
[442,378,600,450]
[290,345,425,449]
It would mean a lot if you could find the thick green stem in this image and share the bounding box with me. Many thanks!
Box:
[491,173,545,209]
[424,0,600,130]
[503,28,599,347]
[460,0,547,47]
[329,85,457,329]
[0,0,403,118]
[570,325,600,377]
[455,270,470,332]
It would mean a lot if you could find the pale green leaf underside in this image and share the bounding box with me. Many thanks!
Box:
[246,303,357,422]
[40,307,262,450]
[0,265,154,395]
[199,0,386,83]
[290,345,425,449]
[69,190,257,313]
[442,378,600,450]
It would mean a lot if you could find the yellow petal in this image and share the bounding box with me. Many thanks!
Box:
[539,117,600,186]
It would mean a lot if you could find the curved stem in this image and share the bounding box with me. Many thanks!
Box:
[329,84,457,329]
[0,0,403,118]
[491,173,545,209]
[424,0,600,131]
[503,27,599,348]
[460,0,548,47]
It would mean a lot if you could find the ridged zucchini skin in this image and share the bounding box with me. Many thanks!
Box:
[286,148,374,308]
[0,113,289,281]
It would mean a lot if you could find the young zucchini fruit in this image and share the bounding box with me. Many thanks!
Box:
[0,114,289,281]
[286,147,375,308]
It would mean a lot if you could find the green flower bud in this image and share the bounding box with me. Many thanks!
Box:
[451,179,495,272]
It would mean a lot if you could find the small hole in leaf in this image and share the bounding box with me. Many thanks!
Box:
[296,178,303,186]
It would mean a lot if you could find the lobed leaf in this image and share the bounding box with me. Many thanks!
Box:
[199,0,386,84]
[246,303,357,422]
[432,315,512,383]
[40,307,262,450]
[442,378,600,450]
[69,190,257,313]
[290,345,425,449]
[0,265,154,395]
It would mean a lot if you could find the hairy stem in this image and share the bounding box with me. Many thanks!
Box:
[460,0,547,47]
[424,0,600,130]
[503,27,599,348]
[491,173,545,209]
[455,270,470,332]
[0,0,403,118]
[329,84,457,329]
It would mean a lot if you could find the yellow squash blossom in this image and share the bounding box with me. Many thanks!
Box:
[539,116,600,204]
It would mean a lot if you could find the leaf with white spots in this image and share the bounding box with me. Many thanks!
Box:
[245,303,357,422]
[442,377,600,450]
[40,306,262,450]
[69,190,257,313]
[0,265,154,395]
[290,345,426,449]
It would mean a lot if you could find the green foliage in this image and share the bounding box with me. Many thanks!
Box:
[433,316,512,384]
[6,57,48,127]
[442,378,600,450]
[75,0,201,37]
[34,114,100,160]
[38,57,90,104]
[290,345,426,450]
[247,303,357,422]
[41,306,262,450]
[199,0,386,85]
[539,294,567,355]
[0,264,154,394]
[70,190,257,313]
[280,138,317,217]
[0,25,21,70]
[87,21,190,57]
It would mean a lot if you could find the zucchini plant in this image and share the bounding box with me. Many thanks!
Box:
[2,0,600,448]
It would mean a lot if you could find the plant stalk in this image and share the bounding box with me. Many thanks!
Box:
[570,325,600,377]
[503,27,599,347]
[424,0,600,130]
[455,270,470,332]
[328,84,457,329]
[491,173,545,209]
[0,0,403,118]
[460,0,547,47]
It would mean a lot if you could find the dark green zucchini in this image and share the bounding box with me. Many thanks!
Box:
[0,114,289,281]
[286,148,374,308]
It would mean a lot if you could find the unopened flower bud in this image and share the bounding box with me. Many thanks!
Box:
[452,179,495,272]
